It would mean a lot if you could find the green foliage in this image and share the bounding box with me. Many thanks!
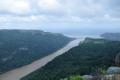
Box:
[61,75,84,80]
[22,38,120,80]
[100,68,107,75]
[0,30,72,74]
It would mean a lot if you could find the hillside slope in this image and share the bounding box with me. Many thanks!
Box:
[22,38,120,80]
[101,33,120,41]
[0,30,72,74]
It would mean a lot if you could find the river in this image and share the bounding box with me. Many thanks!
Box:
[0,38,84,80]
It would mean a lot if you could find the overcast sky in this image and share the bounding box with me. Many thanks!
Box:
[0,0,120,35]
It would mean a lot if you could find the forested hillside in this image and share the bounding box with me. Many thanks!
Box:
[0,30,72,74]
[22,38,120,80]
[101,33,120,41]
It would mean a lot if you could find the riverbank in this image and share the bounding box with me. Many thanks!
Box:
[0,38,84,80]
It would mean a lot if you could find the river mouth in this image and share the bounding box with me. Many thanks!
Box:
[0,38,84,80]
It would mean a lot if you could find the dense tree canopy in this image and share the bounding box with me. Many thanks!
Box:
[22,38,120,80]
[0,30,72,74]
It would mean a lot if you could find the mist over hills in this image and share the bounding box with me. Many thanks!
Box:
[101,33,120,41]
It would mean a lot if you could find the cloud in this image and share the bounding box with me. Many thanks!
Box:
[0,15,49,23]
[103,0,120,18]
[38,0,62,11]
[36,0,104,18]
[0,0,30,15]
[0,0,120,28]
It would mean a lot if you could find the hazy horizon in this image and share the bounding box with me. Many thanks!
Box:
[0,0,120,36]
[0,1,120,80]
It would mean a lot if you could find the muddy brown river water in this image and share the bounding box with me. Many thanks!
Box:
[0,38,84,80]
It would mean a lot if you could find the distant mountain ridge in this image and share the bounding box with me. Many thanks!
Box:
[101,33,120,41]
[0,30,73,74]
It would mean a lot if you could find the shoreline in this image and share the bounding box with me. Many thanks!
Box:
[0,38,84,80]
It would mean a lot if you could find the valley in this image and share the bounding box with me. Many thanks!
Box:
[0,38,84,80]
[22,37,120,80]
